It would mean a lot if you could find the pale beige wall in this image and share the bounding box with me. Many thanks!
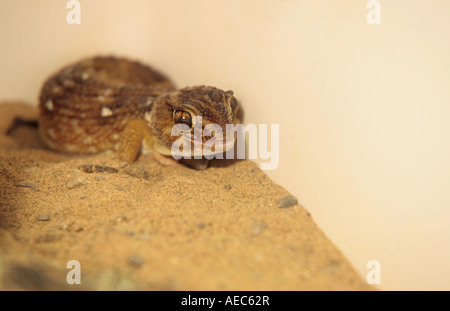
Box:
[1,0,449,290]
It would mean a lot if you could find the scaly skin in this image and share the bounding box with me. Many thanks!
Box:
[38,56,242,170]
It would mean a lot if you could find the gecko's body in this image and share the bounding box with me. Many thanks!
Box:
[38,56,241,170]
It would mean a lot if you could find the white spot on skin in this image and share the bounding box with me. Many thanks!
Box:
[63,80,75,87]
[81,72,90,80]
[101,107,113,117]
[52,85,61,93]
[45,99,54,111]
[97,95,106,102]
[83,136,93,144]
[112,133,119,141]
[103,88,112,96]
[87,147,98,153]
[144,112,152,123]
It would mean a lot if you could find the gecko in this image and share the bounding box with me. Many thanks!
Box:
[38,56,242,170]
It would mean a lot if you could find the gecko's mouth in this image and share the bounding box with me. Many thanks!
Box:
[202,135,236,154]
[171,132,236,158]
[194,133,236,153]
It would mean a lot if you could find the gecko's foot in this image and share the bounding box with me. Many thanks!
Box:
[152,152,179,166]
[119,161,129,168]
[179,158,209,171]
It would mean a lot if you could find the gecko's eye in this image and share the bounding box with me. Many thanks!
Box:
[173,110,193,129]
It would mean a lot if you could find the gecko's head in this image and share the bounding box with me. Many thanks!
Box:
[150,85,242,157]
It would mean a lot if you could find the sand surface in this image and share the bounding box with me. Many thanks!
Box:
[0,102,370,290]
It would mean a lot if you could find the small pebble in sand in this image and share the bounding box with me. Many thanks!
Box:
[223,184,232,190]
[78,164,118,174]
[128,255,144,268]
[277,195,298,208]
[197,222,206,229]
[123,165,150,180]
[67,171,87,189]
[59,224,68,230]
[37,213,51,221]
[16,181,37,190]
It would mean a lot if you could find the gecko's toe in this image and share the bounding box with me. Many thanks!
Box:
[152,152,179,166]
[119,161,129,168]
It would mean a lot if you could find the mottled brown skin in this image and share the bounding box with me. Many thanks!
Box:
[38,56,241,170]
